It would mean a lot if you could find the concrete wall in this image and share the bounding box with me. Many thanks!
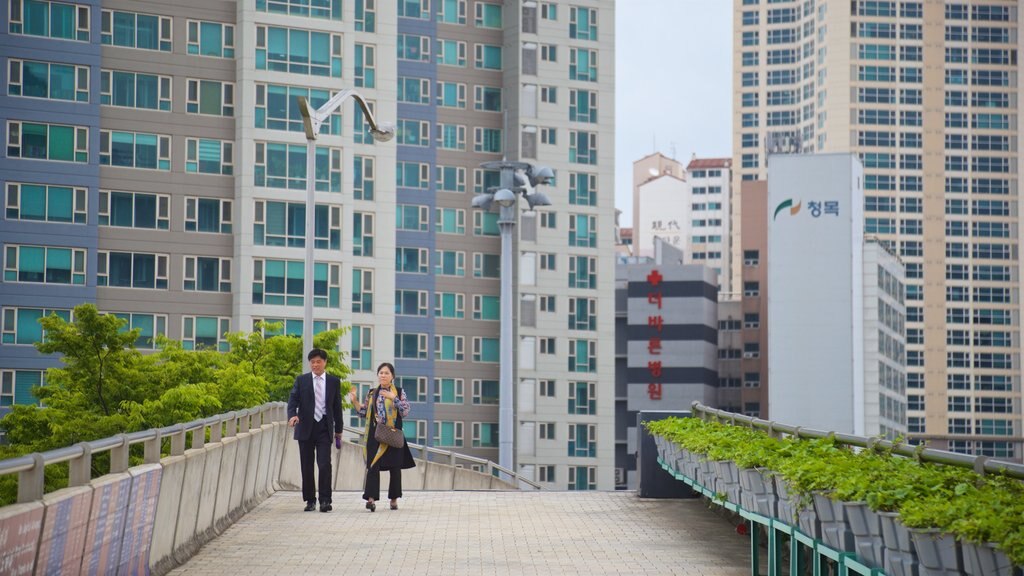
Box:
[0,413,524,576]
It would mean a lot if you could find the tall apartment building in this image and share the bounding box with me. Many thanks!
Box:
[733,0,1021,459]
[1,0,617,485]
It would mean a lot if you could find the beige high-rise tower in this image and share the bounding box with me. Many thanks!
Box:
[733,0,1021,460]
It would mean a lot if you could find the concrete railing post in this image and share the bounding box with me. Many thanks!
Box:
[210,418,222,443]
[145,430,161,464]
[69,442,92,486]
[17,453,45,503]
[226,413,237,438]
[171,425,186,456]
[191,425,205,450]
[110,434,129,473]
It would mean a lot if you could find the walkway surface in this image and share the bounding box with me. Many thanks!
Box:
[169,490,752,576]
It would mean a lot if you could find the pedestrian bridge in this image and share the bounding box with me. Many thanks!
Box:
[0,403,752,575]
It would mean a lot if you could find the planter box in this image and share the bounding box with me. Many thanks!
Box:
[698,458,717,491]
[879,511,917,576]
[813,492,855,553]
[843,501,884,570]
[774,476,798,527]
[962,541,1020,576]
[713,460,741,503]
[738,468,776,518]
[910,528,963,576]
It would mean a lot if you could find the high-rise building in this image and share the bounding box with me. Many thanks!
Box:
[733,0,1021,459]
[1,0,617,483]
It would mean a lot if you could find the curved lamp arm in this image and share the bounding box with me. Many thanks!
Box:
[298,91,395,142]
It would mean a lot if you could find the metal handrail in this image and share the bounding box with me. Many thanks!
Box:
[342,425,541,489]
[691,401,1024,480]
[0,403,289,503]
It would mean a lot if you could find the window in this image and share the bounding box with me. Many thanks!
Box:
[539,379,556,397]
[398,77,430,104]
[9,59,89,102]
[96,251,168,289]
[255,84,337,133]
[434,335,465,362]
[255,25,341,77]
[182,316,230,352]
[569,214,596,247]
[473,253,499,278]
[397,33,430,61]
[352,268,373,314]
[101,10,171,51]
[354,43,375,88]
[473,295,500,321]
[186,139,232,175]
[436,208,466,235]
[2,307,70,345]
[398,0,430,19]
[99,191,168,229]
[4,245,85,285]
[187,20,234,58]
[437,123,467,150]
[475,43,502,70]
[437,39,467,66]
[434,292,465,319]
[396,247,428,274]
[568,173,597,207]
[570,6,597,40]
[473,211,499,236]
[568,381,595,415]
[541,127,557,145]
[7,121,88,163]
[568,297,596,331]
[569,131,597,165]
[183,256,231,292]
[186,79,233,116]
[395,333,427,360]
[397,204,429,232]
[10,0,90,41]
[539,337,556,354]
[540,212,556,229]
[475,2,502,28]
[252,259,340,308]
[354,156,375,200]
[395,289,428,317]
[743,281,760,297]
[0,370,45,407]
[743,342,760,358]
[743,250,759,266]
[569,89,597,123]
[472,422,499,448]
[569,256,596,289]
[395,376,426,404]
[354,0,375,30]
[100,130,170,170]
[569,48,597,81]
[436,81,466,108]
[568,339,596,372]
[474,127,502,154]
[474,86,501,111]
[434,377,464,403]
[541,44,557,62]
[350,325,373,370]
[540,86,557,103]
[473,337,499,362]
[568,425,596,458]
[538,423,555,440]
[254,142,342,192]
[744,313,760,329]
[434,165,467,194]
[185,195,233,234]
[99,69,170,111]
[6,182,86,224]
[540,253,556,271]
[257,0,342,19]
[112,312,167,348]
[253,201,340,249]
[397,162,429,189]
[397,120,430,147]
[434,421,463,448]
[436,250,466,276]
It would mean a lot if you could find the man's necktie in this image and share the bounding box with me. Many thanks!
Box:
[314,376,324,422]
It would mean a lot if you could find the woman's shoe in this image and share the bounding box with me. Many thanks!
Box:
[390,500,398,510]
[366,499,376,512]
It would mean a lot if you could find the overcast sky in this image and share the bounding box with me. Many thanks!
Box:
[614,0,733,224]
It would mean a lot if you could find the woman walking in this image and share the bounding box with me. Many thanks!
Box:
[350,362,416,511]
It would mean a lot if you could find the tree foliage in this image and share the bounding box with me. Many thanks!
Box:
[0,307,353,503]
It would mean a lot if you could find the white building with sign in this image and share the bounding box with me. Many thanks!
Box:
[768,154,906,436]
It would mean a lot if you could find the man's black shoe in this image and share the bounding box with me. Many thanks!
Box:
[320,503,332,513]
[304,501,316,512]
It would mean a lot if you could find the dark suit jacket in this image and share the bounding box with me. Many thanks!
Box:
[287,372,343,441]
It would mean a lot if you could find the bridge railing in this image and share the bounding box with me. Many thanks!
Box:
[692,401,1024,478]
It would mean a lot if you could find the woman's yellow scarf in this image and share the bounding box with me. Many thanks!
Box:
[364,385,398,467]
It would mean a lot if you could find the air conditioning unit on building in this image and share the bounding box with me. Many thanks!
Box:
[614,467,625,486]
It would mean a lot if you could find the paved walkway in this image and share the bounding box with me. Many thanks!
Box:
[169,490,753,575]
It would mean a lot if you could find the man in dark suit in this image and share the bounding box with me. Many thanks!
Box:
[287,348,343,512]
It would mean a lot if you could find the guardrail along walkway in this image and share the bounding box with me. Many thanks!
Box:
[169,491,753,576]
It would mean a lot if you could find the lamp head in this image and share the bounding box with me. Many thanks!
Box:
[370,122,396,143]
[471,193,494,211]
[527,165,555,187]
[525,192,552,210]
[494,188,516,208]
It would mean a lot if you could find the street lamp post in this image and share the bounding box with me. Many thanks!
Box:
[298,91,393,356]
[472,161,553,477]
